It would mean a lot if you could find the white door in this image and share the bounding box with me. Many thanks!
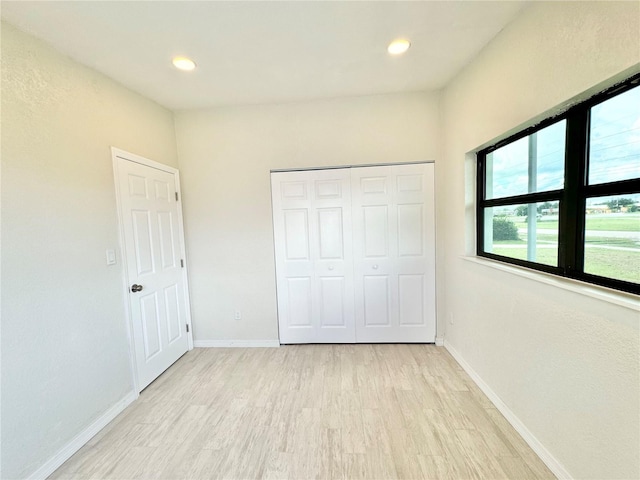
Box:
[351,163,436,343]
[272,163,436,344]
[114,150,191,390]
[271,169,355,343]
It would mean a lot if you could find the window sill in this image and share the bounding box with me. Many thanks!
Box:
[461,255,640,312]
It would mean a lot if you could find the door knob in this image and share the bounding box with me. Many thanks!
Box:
[372,265,379,270]
[328,265,334,270]
[131,284,143,292]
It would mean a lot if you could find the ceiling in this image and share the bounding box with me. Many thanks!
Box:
[1,1,529,111]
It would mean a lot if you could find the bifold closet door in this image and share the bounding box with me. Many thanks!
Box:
[351,163,436,343]
[271,169,355,344]
[272,163,435,344]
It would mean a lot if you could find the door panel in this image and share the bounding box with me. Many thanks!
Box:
[128,174,147,197]
[154,180,170,201]
[319,277,346,327]
[140,292,161,359]
[287,277,313,327]
[352,163,436,343]
[284,210,310,260]
[164,284,182,343]
[363,206,389,257]
[318,208,344,259]
[158,212,177,268]
[117,157,190,390]
[361,176,387,194]
[132,211,154,275]
[397,204,423,256]
[397,174,423,193]
[272,169,355,343]
[316,179,342,198]
[281,181,307,199]
[363,275,390,326]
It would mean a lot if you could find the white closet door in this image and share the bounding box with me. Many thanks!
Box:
[271,169,355,344]
[351,163,436,343]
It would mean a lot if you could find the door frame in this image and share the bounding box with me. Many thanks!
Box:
[111,147,194,394]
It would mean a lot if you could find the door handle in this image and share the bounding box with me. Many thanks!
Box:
[131,284,143,293]
[372,264,379,270]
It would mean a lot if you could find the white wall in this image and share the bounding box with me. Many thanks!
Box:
[174,92,441,343]
[1,22,180,478]
[439,2,640,479]
[3,1,640,478]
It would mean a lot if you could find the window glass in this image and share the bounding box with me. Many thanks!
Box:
[478,75,640,293]
[483,202,558,267]
[486,120,565,199]
[583,194,640,283]
[589,86,640,185]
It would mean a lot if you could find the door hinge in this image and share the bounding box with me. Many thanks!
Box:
[186,324,189,333]
[175,192,179,201]
[181,259,184,268]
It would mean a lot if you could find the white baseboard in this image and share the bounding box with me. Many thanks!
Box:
[435,336,444,346]
[27,390,138,480]
[194,339,280,348]
[444,340,572,480]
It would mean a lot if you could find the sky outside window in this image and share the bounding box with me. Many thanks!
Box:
[589,86,640,185]
[486,120,565,200]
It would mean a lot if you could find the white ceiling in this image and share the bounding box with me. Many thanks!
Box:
[2,1,529,111]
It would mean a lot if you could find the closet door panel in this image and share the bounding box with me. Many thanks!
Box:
[272,169,355,344]
[319,277,346,327]
[286,277,313,327]
[363,275,391,326]
[283,209,310,261]
[352,163,436,343]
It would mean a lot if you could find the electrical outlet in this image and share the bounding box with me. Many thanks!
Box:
[234,310,242,320]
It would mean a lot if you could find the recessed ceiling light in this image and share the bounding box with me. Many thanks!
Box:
[387,39,411,55]
[172,56,196,71]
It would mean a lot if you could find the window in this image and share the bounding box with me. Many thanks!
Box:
[477,74,640,295]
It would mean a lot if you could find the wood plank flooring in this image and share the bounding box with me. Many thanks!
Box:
[50,345,556,479]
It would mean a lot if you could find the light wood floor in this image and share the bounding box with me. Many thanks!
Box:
[50,345,556,479]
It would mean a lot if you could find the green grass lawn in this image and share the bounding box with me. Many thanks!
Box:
[492,245,640,283]
[584,248,640,284]
[491,212,640,282]
[495,233,638,249]
[514,213,640,232]
[491,246,558,266]
[583,237,640,249]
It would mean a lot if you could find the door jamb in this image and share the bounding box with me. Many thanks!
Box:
[111,147,194,394]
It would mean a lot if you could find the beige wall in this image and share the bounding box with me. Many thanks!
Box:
[174,92,441,343]
[439,2,640,479]
[1,22,179,478]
